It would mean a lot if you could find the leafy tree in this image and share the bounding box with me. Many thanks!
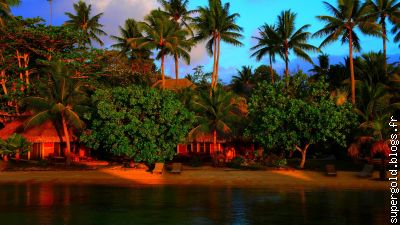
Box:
[275,10,319,86]
[21,62,87,166]
[365,0,400,73]
[251,24,281,84]
[0,0,20,27]
[81,86,194,164]
[185,65,212,87]
[0,18,79,114]
[65,0,107,48]
[190,87,240,155]
[138,10,190,88]
[253,65,278,84]
[314,0,381,104]
[246,80,358,168]
[193,0,243,89]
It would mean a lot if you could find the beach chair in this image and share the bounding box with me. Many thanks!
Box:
[170,163,182,174]
[357,164,374,178]
[325,164,337,176]
[152,163,164,174]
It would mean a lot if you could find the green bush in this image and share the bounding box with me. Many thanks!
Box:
[273,158,287,168]
[81,85,194,164]
[228,156,244,169]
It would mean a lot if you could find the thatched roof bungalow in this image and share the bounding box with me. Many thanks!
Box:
[0,120,78,160]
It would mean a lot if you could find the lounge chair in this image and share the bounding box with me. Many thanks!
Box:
[325,164,337,176]
[152,163,164,174]
[358,164,374,178]
[170,163,182,174]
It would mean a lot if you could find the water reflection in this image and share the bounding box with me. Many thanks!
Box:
[0,183,390,225]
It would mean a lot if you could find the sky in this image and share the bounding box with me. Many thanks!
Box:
[11,0,400,83]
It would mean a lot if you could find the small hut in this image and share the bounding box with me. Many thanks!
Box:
[178,133,227,155]
[0,119,84,160]
[152,78,196,90]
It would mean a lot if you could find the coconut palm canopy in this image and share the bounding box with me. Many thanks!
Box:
[0,0,20,26]
[64,0,107,48]
[9,0,400,79]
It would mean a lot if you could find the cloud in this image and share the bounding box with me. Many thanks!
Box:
[84,0,159,46]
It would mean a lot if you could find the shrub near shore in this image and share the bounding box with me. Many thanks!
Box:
[81,86,194,164]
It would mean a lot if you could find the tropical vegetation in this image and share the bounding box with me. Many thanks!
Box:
[0,0,398,172]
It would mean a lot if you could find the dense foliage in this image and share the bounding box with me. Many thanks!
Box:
[246,79,359,168]
[81,86,194,164]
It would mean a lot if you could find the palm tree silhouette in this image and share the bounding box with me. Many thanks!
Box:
[314,0,381,104]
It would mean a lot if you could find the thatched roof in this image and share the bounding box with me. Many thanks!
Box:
[0,119,74,143]
[187,133,227,143]
[152,78,195,90]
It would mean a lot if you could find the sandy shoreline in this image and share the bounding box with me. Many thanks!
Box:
[0,166,390,190]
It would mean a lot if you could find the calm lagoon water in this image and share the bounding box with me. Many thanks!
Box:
[0,184,390,225]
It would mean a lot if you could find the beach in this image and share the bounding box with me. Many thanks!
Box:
[0,166,389,190]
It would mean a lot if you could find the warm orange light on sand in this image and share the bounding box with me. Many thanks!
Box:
[100,168,167,185]
[271,170,313,181]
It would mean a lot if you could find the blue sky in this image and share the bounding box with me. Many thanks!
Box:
[11,0,399,82]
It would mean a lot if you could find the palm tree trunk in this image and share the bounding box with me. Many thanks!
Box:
[349,30,356,105]
[49,0,53,26]
[62,114,71,166]
[381,18,387,75]
[161,53,165,89]
[215,35,221,89]
[23,53,29,85]
[16,50,24,91]
[284,44,289,87]
[211,36,218,89]
[269,55,274,84]
[1,70,7,95]
[174,54,179,81]
[213,129,217,156]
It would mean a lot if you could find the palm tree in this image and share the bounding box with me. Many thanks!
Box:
[0,134,31,161]
[393,23,400,47]
[251,24,281,84]
[309,54,330,79]
[0,0,20,27]
[21,62,87,166]
[190,87,239,155]
[314,0,381,104]
[365,0,400,73]
[47,0,53,26]
[158,0,196,34]
[392,23,400,48]
[65,0,106,48]
[275,10,319,87]
[231,66,254,97]
[138,10,189,88]
[170,31,193,81]
[111,19,152,74]
[193,0,243,89]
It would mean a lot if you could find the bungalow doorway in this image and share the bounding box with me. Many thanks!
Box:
[31,143,43,160]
